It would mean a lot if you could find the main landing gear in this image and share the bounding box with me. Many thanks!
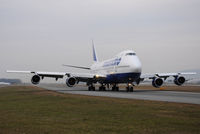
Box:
[112,84,119,91]
[99,84,106,91]
[87,83,134,92]
[88,85,95,91]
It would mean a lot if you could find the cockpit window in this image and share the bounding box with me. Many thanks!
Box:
[125,53,136,56]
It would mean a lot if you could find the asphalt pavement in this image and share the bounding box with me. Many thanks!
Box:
[39,84,200,105]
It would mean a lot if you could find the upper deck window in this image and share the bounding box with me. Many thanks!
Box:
[125,53,136,56]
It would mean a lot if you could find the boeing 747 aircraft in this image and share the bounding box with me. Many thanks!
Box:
[7,44,196,92]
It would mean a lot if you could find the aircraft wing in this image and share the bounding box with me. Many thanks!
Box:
[6,70,106,82]
[141,72,196,80]
[138,72,196,87]
[7,70,69,79]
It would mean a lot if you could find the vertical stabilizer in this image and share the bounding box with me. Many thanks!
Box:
[92,40,98,62]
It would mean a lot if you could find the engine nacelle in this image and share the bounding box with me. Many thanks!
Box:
[152,78,163,88]
[174,76,185,86]
[66,77,77,87]
[31,75,41,85]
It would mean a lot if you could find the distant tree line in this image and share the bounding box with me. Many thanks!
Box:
[0,78,22,84]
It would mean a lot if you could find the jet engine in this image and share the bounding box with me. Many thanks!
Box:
[31,75,41,85]
[152,78,163,88]
[174,76,185,86]
[66,77,77,87]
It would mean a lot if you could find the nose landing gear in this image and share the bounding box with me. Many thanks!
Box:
[126,83,134,92]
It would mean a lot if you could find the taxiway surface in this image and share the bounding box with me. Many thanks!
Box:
[39,85,200,105]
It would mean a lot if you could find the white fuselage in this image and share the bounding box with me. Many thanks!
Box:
[90,50,142,83]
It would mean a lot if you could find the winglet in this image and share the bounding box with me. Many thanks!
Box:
[92,40,98,62]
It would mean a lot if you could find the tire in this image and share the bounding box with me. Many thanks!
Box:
[126,87,129,92]
[92,86,95,91]
[116,87,119,91]
[88,86,91,91]
[112,87,115,91]
[130,87,133,92]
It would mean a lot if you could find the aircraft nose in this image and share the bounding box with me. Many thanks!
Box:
[131,56,142,73]
[134,63,142,73]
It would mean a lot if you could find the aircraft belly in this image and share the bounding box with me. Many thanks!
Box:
[104,72,141,83]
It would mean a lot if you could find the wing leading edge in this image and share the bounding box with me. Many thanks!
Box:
[140,72,196,88]
[6,70,106,85]
[141,72,196,79]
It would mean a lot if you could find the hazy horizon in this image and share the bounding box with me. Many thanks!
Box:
[1,0,200,82]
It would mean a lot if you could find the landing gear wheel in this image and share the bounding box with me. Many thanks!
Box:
[112,86,115,91]
[130,87,133,92]
[88,86,95,91]
[99,86,106,91]
[112,85,119,91]
[126,86,134,92]
[99,86,102,91]
[102,86,106,91]
[116,86,119,91]
[126,87,129,92]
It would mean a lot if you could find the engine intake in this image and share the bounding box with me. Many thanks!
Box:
[174,76,185,86]
[66,77,77,87]
[31,75,41,85]
[152,78,163,88]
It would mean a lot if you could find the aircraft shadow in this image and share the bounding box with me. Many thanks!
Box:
[51,88,164,93]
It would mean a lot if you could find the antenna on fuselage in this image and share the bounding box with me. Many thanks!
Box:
[92,40,99,62]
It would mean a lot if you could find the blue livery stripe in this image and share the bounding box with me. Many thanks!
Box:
[105,72,141,83]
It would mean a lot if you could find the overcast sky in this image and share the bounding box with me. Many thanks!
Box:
[0,0,200,82]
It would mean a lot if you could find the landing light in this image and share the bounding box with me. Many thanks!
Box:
[95,74,100,78]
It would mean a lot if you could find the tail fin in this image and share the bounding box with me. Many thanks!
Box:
[92,40,98,62]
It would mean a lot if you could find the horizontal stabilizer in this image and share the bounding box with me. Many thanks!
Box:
[62,64,90,70]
